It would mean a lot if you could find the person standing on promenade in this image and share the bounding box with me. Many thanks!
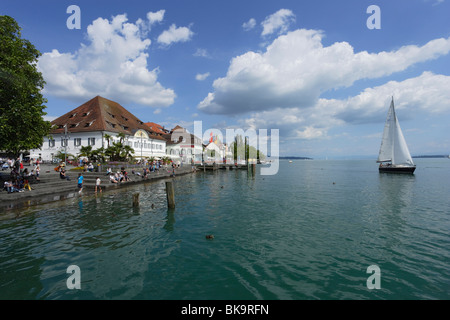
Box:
[143,167,148,179]
[14,157,20,172]
[35,164,40,181]
[78,173,84,195]
[95,177,102,194]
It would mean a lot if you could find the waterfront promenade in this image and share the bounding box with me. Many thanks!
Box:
[0,163,195,211]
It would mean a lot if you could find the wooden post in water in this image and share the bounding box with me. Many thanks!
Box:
[133,193,140,207]
[252,163,256,177]
[166,181,175,209]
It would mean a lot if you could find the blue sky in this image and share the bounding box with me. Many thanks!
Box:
[2,0,450,158]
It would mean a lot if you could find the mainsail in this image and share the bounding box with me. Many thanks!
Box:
[377,98,414,166]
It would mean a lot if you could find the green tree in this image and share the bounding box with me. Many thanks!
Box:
[78,145,94,161]
[103,134,112,148]
[54,151,75,162]
[117,132,126,143]
[0,16,51,156]
[162,156,171,165]
[120,145,134,161]
[229,134,264,163]
[104,134,134,162]
[91,147,106,163]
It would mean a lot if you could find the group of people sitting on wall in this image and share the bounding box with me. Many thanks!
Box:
[3,167,37,193]
[55,160,97,173]
[108,167,131,184]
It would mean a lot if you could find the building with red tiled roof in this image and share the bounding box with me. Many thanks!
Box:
[144,122,169,135]
[162,125,203,164]
[30,96,167,161]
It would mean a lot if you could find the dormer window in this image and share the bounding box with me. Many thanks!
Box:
[106,121,116,128]
[69,113,77,118]
[85,120,96,127]
[82,111,91,117]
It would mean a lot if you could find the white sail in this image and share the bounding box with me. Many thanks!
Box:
[377,100,394,163]
[377,98,414,166]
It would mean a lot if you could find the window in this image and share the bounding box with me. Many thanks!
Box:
[49,139,55,148]
[74,138,82,147]
[61,139,68,147]
[88,137,95,146]
[85,120,95,127]
[106,121,116,128]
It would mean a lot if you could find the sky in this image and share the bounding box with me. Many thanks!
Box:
[2,0,450,159]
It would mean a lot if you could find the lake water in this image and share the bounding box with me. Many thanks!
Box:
[1,159,449,300]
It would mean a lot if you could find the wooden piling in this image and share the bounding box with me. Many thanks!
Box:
[166,181,175,209]
[133,193,140,207]
[252,163,256,176]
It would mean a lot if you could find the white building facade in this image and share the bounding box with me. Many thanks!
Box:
[165,126,203,164]
[29,96,167,162]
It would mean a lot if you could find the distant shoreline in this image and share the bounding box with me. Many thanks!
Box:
[412,155,450,159]
[278,155,449,160]
[278,156,313,160]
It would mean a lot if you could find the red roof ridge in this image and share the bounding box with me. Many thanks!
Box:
[49,96,165,140]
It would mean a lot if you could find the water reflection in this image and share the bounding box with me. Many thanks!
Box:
[164,209,175,232]
[78,199,83,214]
[1,160,449,299]
[378,173,415,211]
[374,173,417,264]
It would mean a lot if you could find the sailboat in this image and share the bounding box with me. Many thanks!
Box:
[377,98,416,174]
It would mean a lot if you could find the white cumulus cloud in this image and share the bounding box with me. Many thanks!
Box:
[198,28,450,115]
[261,9,296,36]
[195,72,210,81]
[147,10,165,25]
[237,72,450,140]
[243,18,256,31]
[38,13,176,107]
[157,24,194,46]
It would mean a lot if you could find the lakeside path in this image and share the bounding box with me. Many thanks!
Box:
[0,163,195,212]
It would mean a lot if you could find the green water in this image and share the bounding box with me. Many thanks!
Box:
[1,159,449,300]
